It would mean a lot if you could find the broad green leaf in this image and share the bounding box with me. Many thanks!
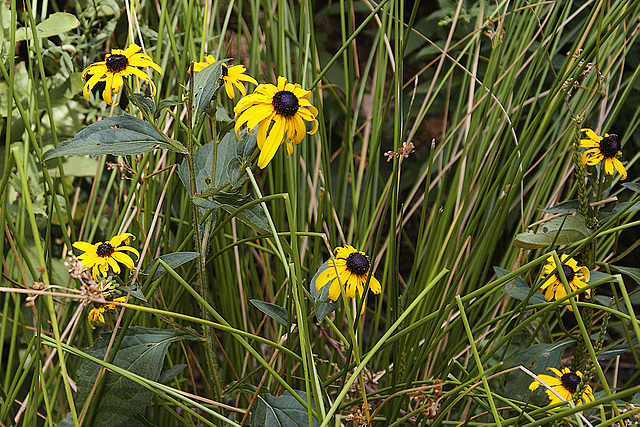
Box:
[600,200,640,222]
[251,391,318,427]
[310,261,332,302]
[250,300,289,327]
[216,129,257,189]
[192,60,225,126]
[178,142,213,194]
[623,182,640,192]
[588,270,617,284]
[15,13,80,41]
[43,115,175,160]
[155,98,182,119]
[55,413,74,427]
[611,265,640,285]
[504,340,572,401]
[502,281,546,304]
[513,214,592,249]
[314,302,336,323]
[542,199,578,214]
[132,93,155,118]
[600,340,640,360]
[310,261,338,322]
[76,327,192,427]
[141,252,200,282]
[194,193,270,234]
[178,134,256,194]
[119,284,148,303]
[495,266,546,304]
[159,364,187,384]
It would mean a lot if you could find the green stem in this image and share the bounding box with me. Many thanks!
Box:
[185,63,222,402]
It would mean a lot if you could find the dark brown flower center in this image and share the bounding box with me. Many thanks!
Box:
[345,252,370,276]
[221,65,228,77]
[600,134,621,158]
[96,243,115,257]
[561,265,575,282]
[272,90,299,117]
[560,372,580,394]
[105,54,129,73]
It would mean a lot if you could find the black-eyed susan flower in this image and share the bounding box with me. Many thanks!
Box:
[529,367,594,410]
[193,55,257,99]
[539,254,590,310]
[315,245,382,301]
[234,76,319,168]
[81,43,162,105]
[580,128,627,180]
[73,232,139,280]
[87,280,126,328]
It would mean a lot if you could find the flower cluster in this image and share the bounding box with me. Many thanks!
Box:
[81,44,319,169]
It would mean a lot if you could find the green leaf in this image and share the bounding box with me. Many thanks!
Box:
[314,302,336,323]
[251,391,318,427]
[601,200,640,221]
[15,13,80,41]
[494,266,545,304]
[542,199,578,214]
[216,130,257,189]
[76,327,192,427]
[504,340,572,401]
[158,364,187,384]
[55,413,74,427]
[503,281,546,304]
[250,300,289,327]
[622,182,640,192]
[43,115,176,160]
[309,261,338,322]
[155,98,182,119]
[600,339,640,360]
[141,252,200,282]
[192,60,225,126]
[513,214,592,249]
[589,270,617,284]
[617,265,640,283]
[178,134,256,194]
[118,284,148,303]
[310,261,332,301]
[132,93,156,118]
[194,193,270,234]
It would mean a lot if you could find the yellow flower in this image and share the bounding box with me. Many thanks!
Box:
[81,43,162,105]
[234,76,319,168]
[580,128,627,180]
[539,254,590,310]
[87,280,126,328]
[529,367,594,410]
[73,232,140,280]
[192,55,257,99]
[315,246,382,301]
